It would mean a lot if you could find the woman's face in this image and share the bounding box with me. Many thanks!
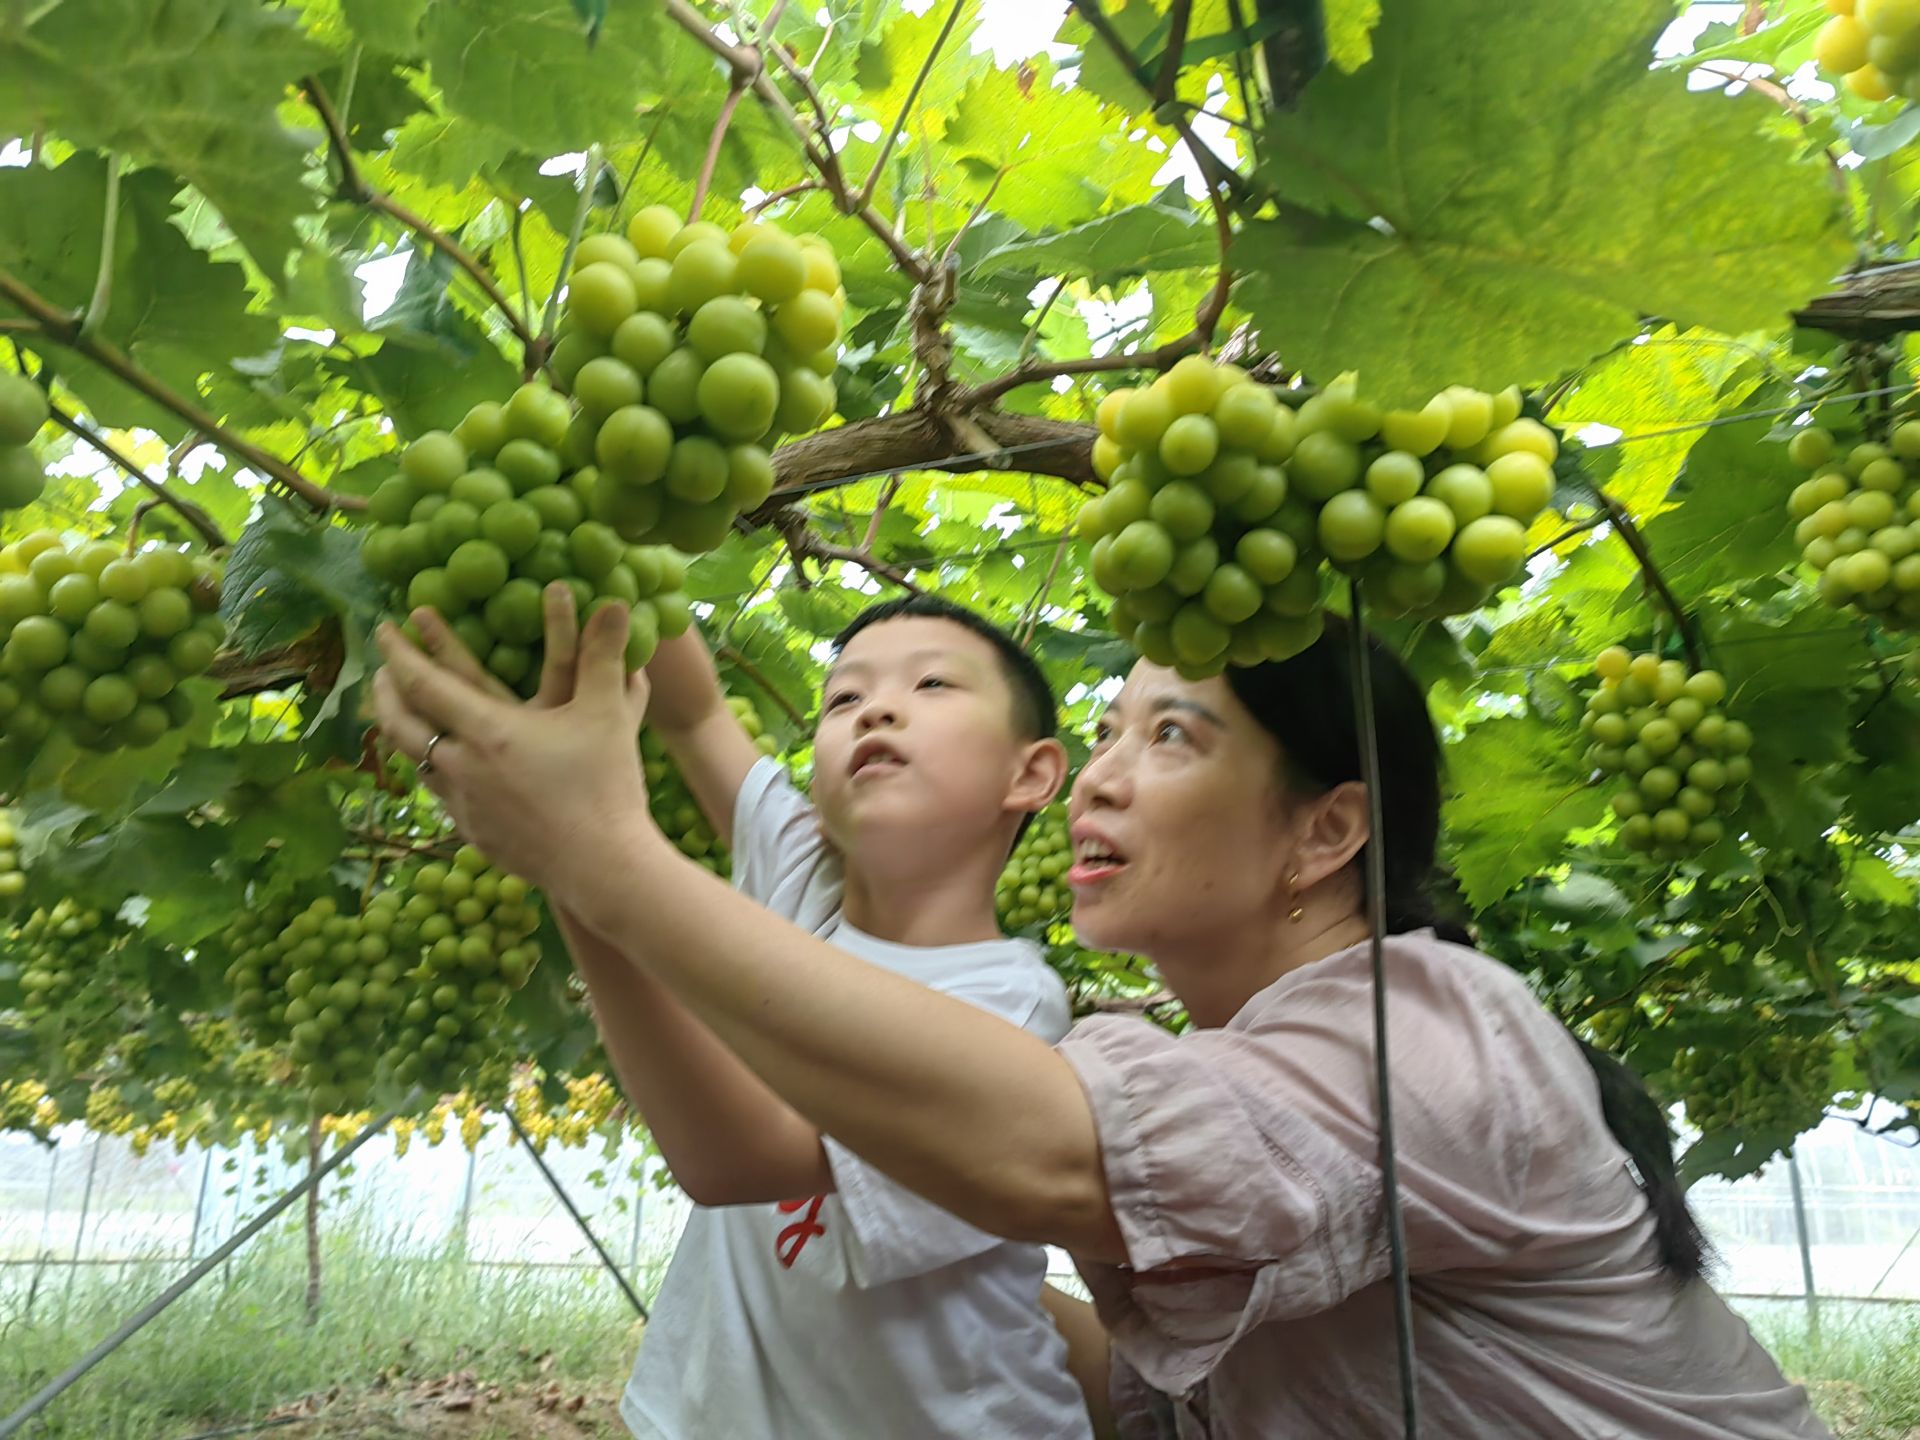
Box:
[1067,660,1299,958]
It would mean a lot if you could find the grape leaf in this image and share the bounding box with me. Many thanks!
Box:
[421,0,705,156]
[341,0,430,53]
[1636,415,1804,594]
[1444,713,1605,908]
[968,185,1215,284]
[0,0,327,277]
[355,249,521,438]
[1236,0,1850,404]
[0,159,278,429]
[856,0,988,142]
[1548,326,1763,520]
[942,63,1165,229]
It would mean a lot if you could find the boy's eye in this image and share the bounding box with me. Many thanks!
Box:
[917,675,949,690]
[823,690,857,711]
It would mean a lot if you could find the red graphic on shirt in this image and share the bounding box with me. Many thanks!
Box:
[775,1195,827,1269]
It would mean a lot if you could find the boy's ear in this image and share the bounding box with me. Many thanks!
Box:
[1007,736,1069,816]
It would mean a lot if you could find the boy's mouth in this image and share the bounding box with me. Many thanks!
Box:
[849,737,908,779]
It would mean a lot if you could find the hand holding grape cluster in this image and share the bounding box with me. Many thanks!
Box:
[1081,358,1560,677]
[1583,647,1751,859]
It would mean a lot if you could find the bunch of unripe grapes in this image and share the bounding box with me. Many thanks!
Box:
[1784,423,1920,628]
[225,847,543,1115]
[0,373,48,511]
[640,694,778,877]
[1670,1028,1835,1139]
[0,806,23,904]
[0,532,223,758]
[997,805,1070,932]
[13,898,120,1027]
[1813,0,1920,104]
[363,388,696,690]
[549,205,844,551]
[1583,647,1751,859]
[1081,360,1557,676]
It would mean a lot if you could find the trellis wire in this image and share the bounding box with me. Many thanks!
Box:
[1348,581,1421,1437]
[0,1111,398,1440]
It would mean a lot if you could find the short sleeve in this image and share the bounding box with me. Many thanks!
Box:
[827,959,1073,1288]
[1056,947,1536,1396]
[729,757,842,930]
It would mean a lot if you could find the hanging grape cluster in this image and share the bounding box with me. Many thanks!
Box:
[1082,360,1560,677]
[1670,1028,1836,1139]
[223,846,543,1115]
[14,898,114,1024]
[1583,647,1752,859]
[640,693,779,878]
[997,805,1071,932]
[0,533,223,760]
[363,387,697,692]
[1813,0,1920,105]
[0,373,48,511]
[1784,422,1920,629]
[549,206,843,552]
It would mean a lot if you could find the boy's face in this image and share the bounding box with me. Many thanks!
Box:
[811,617,1042,854]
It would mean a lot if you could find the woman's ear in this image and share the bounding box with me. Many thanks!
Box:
[1009,737,1070,816]
[1293,779,1370,889]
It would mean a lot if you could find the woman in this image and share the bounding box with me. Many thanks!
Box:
[375,598,1830,1439]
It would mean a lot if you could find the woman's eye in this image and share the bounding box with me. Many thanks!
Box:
[1153,720,1188,745]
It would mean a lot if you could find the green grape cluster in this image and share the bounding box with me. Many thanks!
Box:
[1080,360,1559,678]
[224,847,543,1114]
[0,806,23,904]
[640,694,779,878]
[14,899,117,1023]
[1812,0,1920,104]
[997,805,1070,932]
[362,387,697,692]
[0,531,223,759]
[1784,422,1920,629]
[1582,646,1751,859]
[1670,1028,1836,1139]
[0,373,48,511]
[548,206,845,551]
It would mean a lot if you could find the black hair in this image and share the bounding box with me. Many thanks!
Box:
[1224,614,1710,1285]
[831,595,1058,744]
[831,595,1059,845]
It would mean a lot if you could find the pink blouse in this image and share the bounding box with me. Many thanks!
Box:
[1056,931,1831,1439]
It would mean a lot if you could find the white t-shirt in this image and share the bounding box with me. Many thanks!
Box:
[620,758,1092,1440]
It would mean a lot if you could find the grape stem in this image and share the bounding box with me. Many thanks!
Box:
[0,270,350,515]
[544,147,605,355]
[659,0,931,283]
[689,80,750,225]
[772,507,927,596]
[301,76,546,373]
[81,154,120,340]
[715,642,808,727]
[1154,0,1193,109]
[856,0,967,208]
[1598,490,1706,673]
[1016,534,1073,651]
[42,401,229,548]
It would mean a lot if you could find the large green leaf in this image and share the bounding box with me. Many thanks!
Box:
[1636,415,1804,595]
[353,249,521,438]
[0,158,279,429]
[1444,713,1606,908]
[1549,327,1763,520]
[941,62,1165,229]
[1235,0,1849,404]
[0,0,327,277]
[421,0,704,156]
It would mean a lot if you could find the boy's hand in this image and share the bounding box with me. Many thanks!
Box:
[371,590,656,895]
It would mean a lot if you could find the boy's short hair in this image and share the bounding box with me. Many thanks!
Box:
[830,595,1058,744]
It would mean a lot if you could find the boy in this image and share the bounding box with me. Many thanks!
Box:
[559,595,1093,1439]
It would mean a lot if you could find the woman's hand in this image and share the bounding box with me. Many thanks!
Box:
[370,586,655,898]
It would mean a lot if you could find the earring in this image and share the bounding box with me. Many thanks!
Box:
[1288,872,1305,924]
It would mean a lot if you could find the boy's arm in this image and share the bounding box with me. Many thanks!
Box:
[1040,1286,1117,1440]
[560,907,834,1207]
[395,600,827,1206]
[643,627,766,848]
